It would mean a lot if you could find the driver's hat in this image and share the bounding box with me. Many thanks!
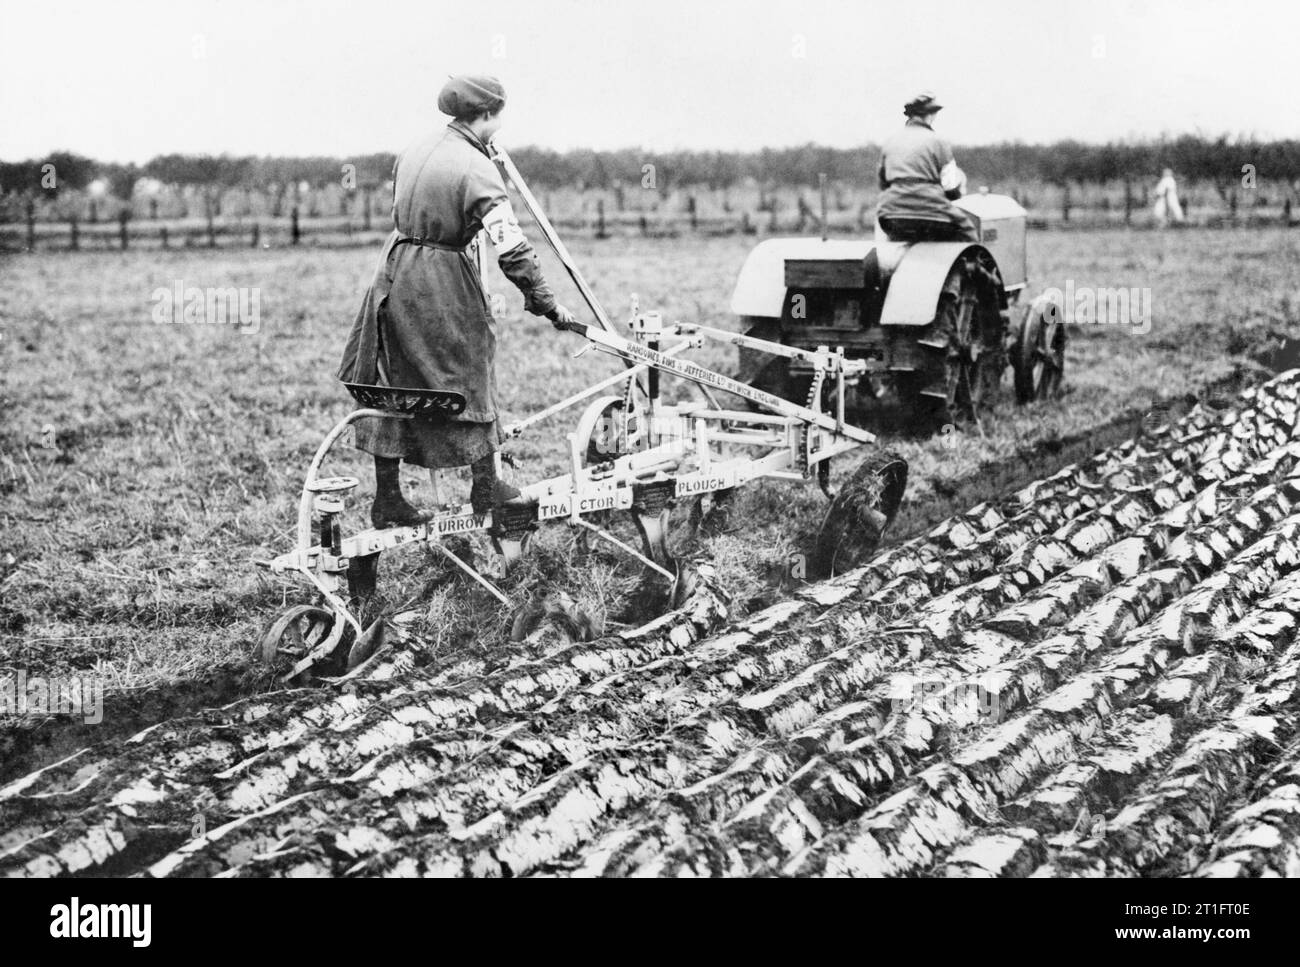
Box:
[904,91,944,116]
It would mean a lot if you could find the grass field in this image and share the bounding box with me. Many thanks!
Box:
[1,226,1296,705]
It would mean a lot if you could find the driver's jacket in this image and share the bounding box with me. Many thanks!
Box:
[875,117,967,224]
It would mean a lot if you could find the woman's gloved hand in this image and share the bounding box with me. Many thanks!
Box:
[547,304,580,330]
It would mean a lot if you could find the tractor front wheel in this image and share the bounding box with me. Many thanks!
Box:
[1013,297,1067,403]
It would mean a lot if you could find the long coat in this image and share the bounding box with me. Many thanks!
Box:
[338,122,556,464]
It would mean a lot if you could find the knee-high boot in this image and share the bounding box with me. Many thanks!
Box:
[371,456,433,528]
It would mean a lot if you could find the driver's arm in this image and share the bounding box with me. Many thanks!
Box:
[936,139,966,200]
[940,158,966,200]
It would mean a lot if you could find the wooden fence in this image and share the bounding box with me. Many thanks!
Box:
[1,189,1296,253]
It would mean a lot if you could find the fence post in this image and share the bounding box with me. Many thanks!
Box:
[160,225,169,249]
[291,206,301,245]
[119,209,129,250]
[1123,178,1132,225]
[70,215,79,251]
[1285,197,1293,226]
[596,198,608,239]
[639,214,648,236]
[768,199,778,233]
[688,195,698,231]
[25,197,36,252]
[150,197,158,220]
[362,188,372,231]
[1061,182,1071,224]
[251,222,260,248]
[818,173,828,241]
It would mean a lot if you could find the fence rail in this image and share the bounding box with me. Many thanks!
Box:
[2,199,1297,254]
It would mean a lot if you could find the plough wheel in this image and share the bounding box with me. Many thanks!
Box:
[576,394,631,465]
[813,449,908,576]
[258,604,342,669]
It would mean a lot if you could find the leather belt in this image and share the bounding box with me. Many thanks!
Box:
[394,234,464,252]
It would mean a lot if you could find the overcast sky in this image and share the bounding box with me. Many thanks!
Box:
[1,0,1294,162]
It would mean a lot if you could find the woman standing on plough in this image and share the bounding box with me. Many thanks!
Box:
[339,74,576,527]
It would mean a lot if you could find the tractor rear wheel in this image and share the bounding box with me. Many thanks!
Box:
[897,257,1003,432]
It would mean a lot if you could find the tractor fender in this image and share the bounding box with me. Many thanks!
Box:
[879,242,994,326]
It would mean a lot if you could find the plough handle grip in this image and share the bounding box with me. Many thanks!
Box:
[493,140,721,410]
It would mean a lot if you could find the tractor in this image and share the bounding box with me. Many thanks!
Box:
[730,191,1065,428]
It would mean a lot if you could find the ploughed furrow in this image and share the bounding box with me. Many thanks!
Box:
[526,452,1300,876]
[620,493,1297,876]
[938,571,1300,876]
[1189,581,1300,878]
[773,508,1300,878]
[1031,575,1300,877]
[4,370,1299,879]
[0,380,1261,824]
[5,396,1232,879]
[238,434,1296,878]
[1192,738,1300,877]
[1,578,733,877]
[381,464,1297,877]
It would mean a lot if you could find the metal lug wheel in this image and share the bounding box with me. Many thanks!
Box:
[1014,297,1067,403]
[259,604,343,670]
[813,449,909,576]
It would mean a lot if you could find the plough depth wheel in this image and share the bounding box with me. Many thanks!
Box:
[813,449,908,576]
[258,604,344,670]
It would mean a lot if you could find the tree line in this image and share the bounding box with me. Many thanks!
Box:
[2,135,1297,204]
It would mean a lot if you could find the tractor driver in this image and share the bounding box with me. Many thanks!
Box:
[338,75,578,528]
[875,92,978,243]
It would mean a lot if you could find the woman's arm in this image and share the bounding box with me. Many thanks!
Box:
[462,163,558,318]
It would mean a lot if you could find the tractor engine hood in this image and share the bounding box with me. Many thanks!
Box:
[729,238,877,319]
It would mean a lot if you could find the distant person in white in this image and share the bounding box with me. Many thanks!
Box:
[1152,168,1184,226]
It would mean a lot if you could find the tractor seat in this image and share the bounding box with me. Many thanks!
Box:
[343,382,468,418]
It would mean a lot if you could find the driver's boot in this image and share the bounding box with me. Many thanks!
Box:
[470,454,533,517]
[371,456,434,528]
